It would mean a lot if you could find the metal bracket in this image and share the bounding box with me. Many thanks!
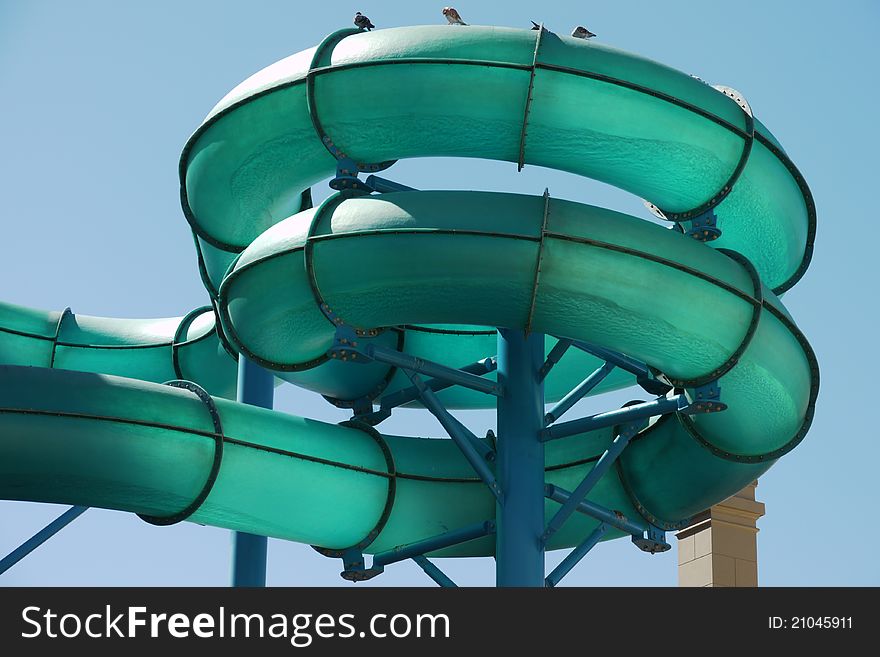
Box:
[686,208,722,242]
[632,526,671,554]
[686,380,727,413]
[329,156,374,193]
[339,548,374,582]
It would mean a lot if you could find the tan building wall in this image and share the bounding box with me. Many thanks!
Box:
[677,481,765,587]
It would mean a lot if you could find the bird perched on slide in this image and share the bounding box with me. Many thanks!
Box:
[571,26,596,39]
[530,20,541,30]
[442,7,467,25]
[354,12,375,31]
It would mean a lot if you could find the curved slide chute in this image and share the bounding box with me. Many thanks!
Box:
[0,26,817,558]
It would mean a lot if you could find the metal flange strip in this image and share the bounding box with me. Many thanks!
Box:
[306,28,396,174]
[311,419,397,557]
[171,306,215,380]
[676,300,819,464]
[322,327,406,409]
[47,307,72,368]
[656,248,764,389]
[654,92,755,222]
[615,456,692,532]
[138,380,225,526]
[517,24,546,171]
[304,192,387,338]
[524,188,551,335]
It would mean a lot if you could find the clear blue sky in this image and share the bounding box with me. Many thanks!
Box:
[1,0,877,586]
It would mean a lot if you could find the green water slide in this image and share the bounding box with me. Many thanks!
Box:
[0,26,817,558]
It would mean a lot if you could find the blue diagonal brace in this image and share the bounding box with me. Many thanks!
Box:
[343,521,495,581]
[364,175,417,193]
[407,371,503,503]
[365,357,497,424]
[544,361,615,424]
[542,421,644,545]
[0,505,89,575]
[538,338,572,381]
[545,523,609,588]
[571,340,672,395]
[545,484,647,536]
[541,395,689,442]
[412,555,458,587]
[374,521,495,571]
[543,484,671,553]
[331,337,502,397]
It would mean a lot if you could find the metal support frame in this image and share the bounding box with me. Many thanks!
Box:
[359,356,497,425]
[0,506,88,576]
[542,395,688,441]
[407,371,502,501]
[312,308,727,586]
[495,329,546,587]
[232,355,275,587]
[541,379,725,442]
[571,339,672,395]
[545,485,671,554]
[542,420,646,545]
[544,361,615,424]
[329,333,502,396]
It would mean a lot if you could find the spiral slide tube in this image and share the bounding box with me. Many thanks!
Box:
[0,26,816,559]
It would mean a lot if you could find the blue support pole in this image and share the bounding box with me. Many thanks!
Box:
[232,355,275,587]
[0,505,88,575]
[495,329,545,587]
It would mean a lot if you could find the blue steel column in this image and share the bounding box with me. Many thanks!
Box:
[232,355,275,587]
[495,329,545,586]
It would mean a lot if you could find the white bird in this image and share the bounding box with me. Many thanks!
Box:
[571,25,596,39]
[354,12,375,31]
[442,7,467,25]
